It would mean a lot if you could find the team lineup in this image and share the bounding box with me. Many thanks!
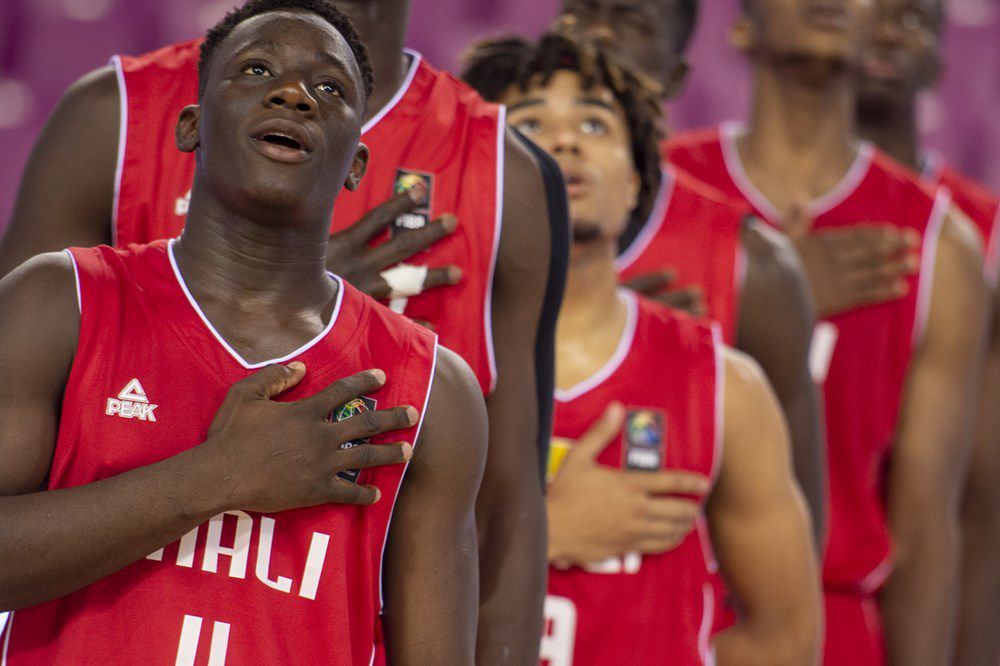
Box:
[0,0,996,664]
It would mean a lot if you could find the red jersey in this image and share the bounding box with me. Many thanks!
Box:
[616,164,747,343]
[922,151,1000,286]
[111,40,503,394]
[1,240,438,664]
[542,293,723,666]
[668,123,948,593]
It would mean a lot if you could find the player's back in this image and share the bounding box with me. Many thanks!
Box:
[667,123,947,593]
[1,240,437,664]
[112,42,503,394]
[616,163,747,343]
[542,294,721,666]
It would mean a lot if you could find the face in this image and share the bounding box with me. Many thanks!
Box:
[502,70,639,246]
[557,0,686,96]
[733,0,874,67]
[858,0,941,108]
[176,10,369,219]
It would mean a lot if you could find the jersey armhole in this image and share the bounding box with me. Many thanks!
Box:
[483,107,506,394]
[63,249,82,314]
[108,55,129,248]
[710,322,725,483]
[911,189,951,348]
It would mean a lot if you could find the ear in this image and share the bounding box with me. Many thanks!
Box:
[344,142,370,192]
[175,105,201,153]
[729,15,754,54]
[626,167,641,213]
[660,58,690,100]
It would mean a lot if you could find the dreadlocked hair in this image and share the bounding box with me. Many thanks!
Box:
[461,32,664,224]
[198,0,374,104]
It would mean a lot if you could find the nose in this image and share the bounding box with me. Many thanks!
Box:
[871,10,903,46]
[264,77,317,117]
[550,129,583,157]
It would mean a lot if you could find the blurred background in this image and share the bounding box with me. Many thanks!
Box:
[1,0,998,228]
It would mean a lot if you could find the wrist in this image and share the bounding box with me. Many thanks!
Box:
[159,441,237,522]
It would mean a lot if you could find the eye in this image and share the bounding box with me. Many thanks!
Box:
[514,118,541,135]
[242,63,271,77]
[581,117,608,135]
[316,81,344,97]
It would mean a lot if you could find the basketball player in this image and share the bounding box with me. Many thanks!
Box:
[0,0,560,657]
[0,4,486,662]
[856,5,1000,661]
[464,34,821,664]
[520,0,830,544]
[665,1,989,663]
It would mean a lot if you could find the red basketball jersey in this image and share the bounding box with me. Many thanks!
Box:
[112,41,502,394]
[668,123,948,593]
[1,240,438,664]
[542,292,723,666]
[616,164,747,343]
[922,151,1000,286]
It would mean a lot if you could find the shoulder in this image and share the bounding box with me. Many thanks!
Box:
[938,208,985,274]
[497,127,550,280]
[51,65,119,125]
[0,252,80,357]
[417,346,488,474]
[741,218,806,285]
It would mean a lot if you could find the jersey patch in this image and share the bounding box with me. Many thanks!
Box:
[392,169,434,235]
[623,409,665,471]
[106,378,158,421]
[331,396,378,483]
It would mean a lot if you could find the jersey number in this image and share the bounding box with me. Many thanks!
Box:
[540,596,577,666]
[176,614,230,666]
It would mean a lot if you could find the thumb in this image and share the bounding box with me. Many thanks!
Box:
[785,193,814,239]
[569,402,626,465]
[243,361,307,400]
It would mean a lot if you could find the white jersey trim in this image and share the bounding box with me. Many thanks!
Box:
[719,122,874,224]
[912,188,951,348]
[614,166,676,272]
[484,107,506,394]
[711,322,725,482]
[921,150,944,182]
[377,337,439,610]
[555,290,638,402]
[1,610,13,666]
[64,249,82,314]
[698,583,717,666]
[109,55,129,247]
[361,49,421,136]
[167,239,345,369]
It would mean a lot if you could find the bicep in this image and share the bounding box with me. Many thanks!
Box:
[708,350,818,621]
[0,253,79,495]
[889,217,990,522]
[0,66,118,277]
[381,348,487,662]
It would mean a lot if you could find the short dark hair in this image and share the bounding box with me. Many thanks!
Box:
[198,0,374,103]
[461,33,664,223]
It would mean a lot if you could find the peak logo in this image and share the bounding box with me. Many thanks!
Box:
[106,378,158,421]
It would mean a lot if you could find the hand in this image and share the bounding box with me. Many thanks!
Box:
[623,271,706,317]
[547,403,711,567]
[326,185,462,299]
[201,363,418,513]
[784,199,920,317]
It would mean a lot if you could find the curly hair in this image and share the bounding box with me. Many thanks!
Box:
[461,32,664,224]
[198,0,374,104]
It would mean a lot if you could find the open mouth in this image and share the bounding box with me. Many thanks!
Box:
[259,133,303,151]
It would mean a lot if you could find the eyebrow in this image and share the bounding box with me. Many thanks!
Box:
[577,96,617,112]
[507,98,544,112]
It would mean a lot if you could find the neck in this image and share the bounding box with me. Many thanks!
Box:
[174,185,334,311]
[858,96,921,171]
[736,56,861,216]
[337,0,412,124]
[558,240,624,337]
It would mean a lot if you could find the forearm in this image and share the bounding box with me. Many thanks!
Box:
[881,518,962,665]
[0,445,224,610]
[714,617,817,666]
[476,483,547,664]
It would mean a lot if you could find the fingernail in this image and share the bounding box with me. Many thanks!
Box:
[405,406,419,424]
[895,281,909,295]
[448,266,463,283]
[288,361,305,371]
[401,443,413,460]
[370,369,386,384]
[373,488,382,503]
[608,402,625,418]
[441,214,458,233]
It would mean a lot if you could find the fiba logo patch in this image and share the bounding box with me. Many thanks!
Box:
[392,169,433,236]
[331,396,378,483]
[623,409,665,471]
